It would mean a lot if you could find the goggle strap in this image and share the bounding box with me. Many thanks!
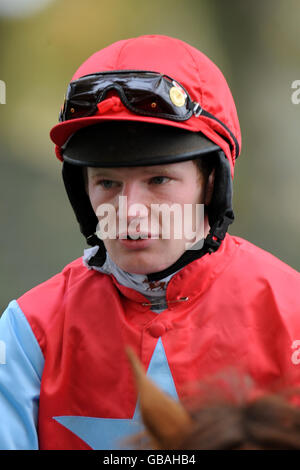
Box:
[200,109,240,159]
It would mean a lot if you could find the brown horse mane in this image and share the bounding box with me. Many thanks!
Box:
[126,348,300,450]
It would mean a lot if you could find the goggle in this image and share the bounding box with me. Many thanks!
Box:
[59,70,202,123]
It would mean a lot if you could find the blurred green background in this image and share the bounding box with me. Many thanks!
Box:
[0,0,299,311]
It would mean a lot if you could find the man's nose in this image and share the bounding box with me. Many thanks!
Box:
[118,182,149,220]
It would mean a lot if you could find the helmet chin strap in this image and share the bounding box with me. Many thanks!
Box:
[145,214,233,281]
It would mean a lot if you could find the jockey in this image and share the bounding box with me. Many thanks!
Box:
[0,35,299,450]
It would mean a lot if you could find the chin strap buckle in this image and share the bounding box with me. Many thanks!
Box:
[85,233,107,267]
[205,214,233,254]
[86,233,100,246]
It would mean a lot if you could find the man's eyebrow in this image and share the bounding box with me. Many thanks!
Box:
[89,168,116,178]
[142,166,175,174]
[89,166,176,178]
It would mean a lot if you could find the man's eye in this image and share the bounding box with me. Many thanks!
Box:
[98,180,116,189]
[150,176,170,185]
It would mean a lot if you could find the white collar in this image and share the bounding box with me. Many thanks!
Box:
[82,246,181,313]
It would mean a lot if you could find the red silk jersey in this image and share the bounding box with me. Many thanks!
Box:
[17,234,300,449]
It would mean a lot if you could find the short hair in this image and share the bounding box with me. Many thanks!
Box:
[192,153,216,181]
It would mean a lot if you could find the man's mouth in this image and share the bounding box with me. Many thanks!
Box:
[117,232,159,240]
[116,232,159,250]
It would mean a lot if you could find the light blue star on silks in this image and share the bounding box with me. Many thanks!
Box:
[53,337,178,450]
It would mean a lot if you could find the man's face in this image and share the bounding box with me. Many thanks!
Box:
[86,161,212,274]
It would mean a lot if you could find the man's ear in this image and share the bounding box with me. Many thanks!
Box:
[126,347,192,450]
[205,168,215,206]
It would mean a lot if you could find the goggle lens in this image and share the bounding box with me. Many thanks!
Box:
[59,71,194,122]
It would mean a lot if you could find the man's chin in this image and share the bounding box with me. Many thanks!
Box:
[105,241,186,275]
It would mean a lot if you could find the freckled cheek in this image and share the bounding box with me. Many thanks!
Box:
[88,187,114,214]
[174,185,204,205]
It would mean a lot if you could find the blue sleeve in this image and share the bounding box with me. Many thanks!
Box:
[0,300,44,449]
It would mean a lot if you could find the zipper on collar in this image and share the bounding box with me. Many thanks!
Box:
[141,296,189,307]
